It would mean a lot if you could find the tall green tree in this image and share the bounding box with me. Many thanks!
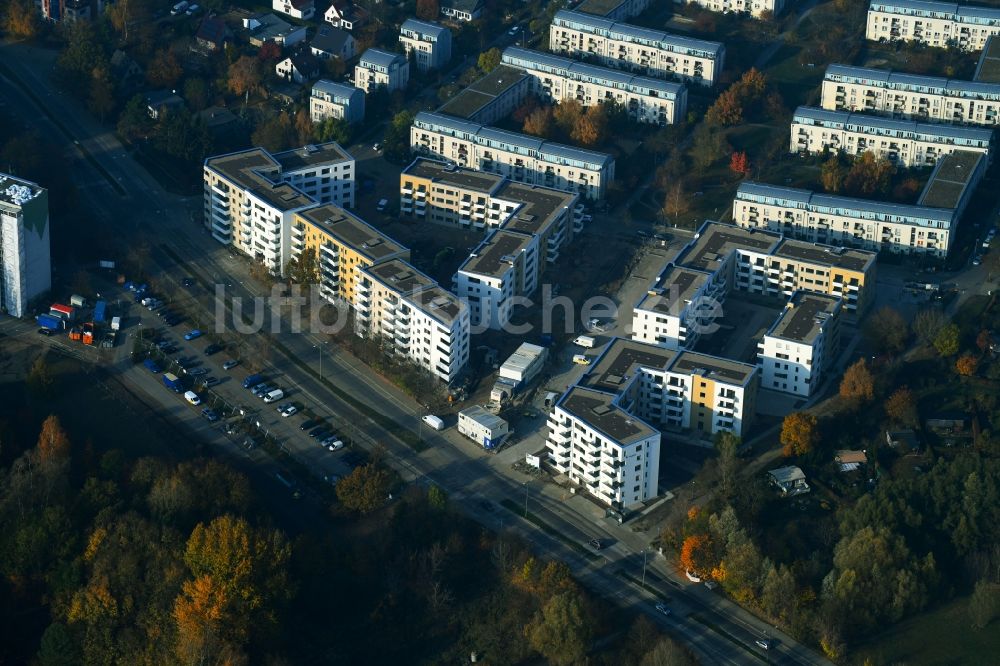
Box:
[336,463,391,513]
[526,590,593,666]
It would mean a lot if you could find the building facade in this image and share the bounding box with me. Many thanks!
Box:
[0,174,51,318]
[575,0,652,20]
[548,10,725,87]
[457,405,509,448]
[272,0,314,20]
[501,46,688,125]
[454,229,539,330]
[790,105,994,166]
[685,0,785,17]
[399,18,452,72]
[355,258,470,383]
[310,79,365,124]
[410,112,615,200]
[354,49,410,93]
[821,64,1000,126]
[439,0,483,21]
[758,291,842,397]
[866,0,1000,51]
[203,143,355,274]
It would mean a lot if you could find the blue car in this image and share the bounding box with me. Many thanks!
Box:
[184,329,202,341]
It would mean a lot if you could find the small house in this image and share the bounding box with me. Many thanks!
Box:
[768,465,810,496]
[311,25,355,61]
[324,0,370,30]
[276,48,320,84]
[273,0,314,20]
[145,90,185,119]
[834,449,866,472]
[195,17,230,52]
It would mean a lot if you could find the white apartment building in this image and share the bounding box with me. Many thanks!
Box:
[821,64,1000,126]
[866,0,1000,51]
[203,143,355,274]
[453,229,539,330]
[310,79,366,124]
[631,265,725,351]
[399,18,452,72]
[548,10,725,87]
[758,291,842,397]
[686,0,785,17]
[457,405,509,449]
[0,174,51,318]
[355,258,470,383]
[354,49,410,93]
[411,112,615,200]
[501,46,688,125]
[790,105,994,166]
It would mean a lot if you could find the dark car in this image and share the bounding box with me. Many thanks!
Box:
[182,277,195,288]
[201,408,220,422]
[308,426,329,439]
[589,538,604,551]
[37,328,55,336]
[164,316,183,326]
[204,344,223,356]
[299,419,319,431]
[203,376,219,387]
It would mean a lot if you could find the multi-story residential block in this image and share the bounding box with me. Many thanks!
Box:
[631,264,725,350]
[866,0,1000,51]
[790,105,994,166]
[354,49,409,93]
[500,46,688,125]
[436,65,532,124]
[0,173,51,318]
[974,35,1000,82]
[310,79,365,124]
[440,0,484,21]
[758,291,842,397]
[548,10,725,87]
[575,0,652,20]
[399,18,452,72]
[203,143,355,273]
[453,228,539,330]
[686,0,786,17]
[355,258,470,383]
[290,204,409,304]
[273,0,313,20]
[410,112,616,199]
[820,64,1000,126]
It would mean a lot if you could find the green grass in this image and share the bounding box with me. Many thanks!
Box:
[852,596,1000,665]
[498,499,602,561]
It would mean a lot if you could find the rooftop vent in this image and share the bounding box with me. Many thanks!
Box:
[591,404,612,416]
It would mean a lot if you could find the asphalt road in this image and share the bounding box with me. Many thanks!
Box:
[1,39,831,666]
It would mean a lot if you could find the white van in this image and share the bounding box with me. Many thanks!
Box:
[573,335,596,348]
[263,388,285,403]
[376,198,389,212]
[184,390,201,406]
[171,1,189,14]
[422,414,445,431]
[110,316,121,331]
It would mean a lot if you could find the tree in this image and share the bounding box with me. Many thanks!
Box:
[285,246,318,284]
[478,48,501,73]
[173,574,233,664]
[714,431,740,498]
[933,323,961,357]
[427,484,448,510]
[383,110,414,162]
[525,591,593,666]
[314,117,351,144]
[571,106,607,146]
[227,56,262,97]
[639,638,697,666]
[844,151,894,196]
[956,353,979,377]
[679,534,715,575]
[662,181,691,224]
[821,155,847,192]
[294,109,313,145]
[27,355,54,398]
[183,77,210,111]
[840,358,875,403]
[864,306,908,354]
[89,65,116,122]
[780,412,818,457]
[336,463,391,513]
[257,41,282,63]
[691,127,727,171]
[107,0,152,44]
[118,94,153,142]
[37,622,79,666]
[146,48,183,88]
[914,308,948,345]
[968,580,998,629]
[37,414,71,464]
[553,99,584,135]
[761,564,797,622]
[251,113,296,152]
[4,0,38,39]
[416,0,440,20]
[729,150,750,177]
[976,329,993,354]
[705,89,743,127]
[523,106,553,137]
[884,386,918,427]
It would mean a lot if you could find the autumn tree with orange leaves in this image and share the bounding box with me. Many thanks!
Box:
[840,358,875,403]
[37,414,71,464]
[956,354,978,376]
[780,412,818,457]
[730,150,750,177]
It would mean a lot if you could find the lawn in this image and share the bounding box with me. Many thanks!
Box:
[852,595,1000,666]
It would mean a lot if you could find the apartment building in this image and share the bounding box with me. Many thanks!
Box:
[548,10,725,87]
[440,0,483,21]
[0,173,51,318]
[399,18,452,72]
[453,229,539,330]
[820,64,1000,126]
[355,258,470,383]
[631,264,725,351]
[436,65,532,124]
[203,143,355,273]
[310,79,365,124]
[974,36,1000,82]
[501,46,688,125]
[733,181,960,257]
[354,48,409,93]
[866,0,1000,51]
[290,204,409,304]
[758,291,842,397]
[411,112,615,199]
[686,0,786,17]
[575,0,652,20]
[791,105,994,166]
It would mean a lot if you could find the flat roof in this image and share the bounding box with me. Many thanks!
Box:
[400,18,448,38]
[359,48,406,68]
[576,0,629,16]
[680,222,779,271]
[917,150,984,208]
[975,35,1000,83]
[636,265,710,315]
[0,172,43,207]
[297,205,407,262]
[459,405,507,429]
[365,257,436,294]
[559,386,658,445]
[582,338,677,393]
[408,284,465,324]
[460,229,534,278]
[772,239,875,273]
[672,350,756,385]
[402,157,505,192]
[496,181,576,236]
[206,149,314,211]
[438,65,529,119]
[767,292,840,344]
[273,141,352,170]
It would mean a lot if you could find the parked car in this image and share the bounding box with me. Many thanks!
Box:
[281,405,298,417]
[204,343,223,356]
[37,328,55,336]
[326,439,344,451]
[300,419,319,431]
[223,360,239,370]
[572,354,591,365]
[186,368,209,377]
[201,408,219,422]
[309,427,330,439]
[251,383,271,397]
[184,329,202,341]
[203,376,219,387]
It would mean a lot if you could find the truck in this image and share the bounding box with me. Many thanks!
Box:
[50,303,75,321]
[36,313,65,331]
[82,323,95,345]
[573,335,596,348]
[422,415,445,431]
[70,294,86,308]
[143,358,161,373]
[93,300,107,324]
[162,372,184,392]
[242,373,263,389]
[499,342,547,386]
[110,316,121,331]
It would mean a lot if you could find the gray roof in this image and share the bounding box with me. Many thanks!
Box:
[400,18,448,39]
[402,157,506,193]
[359,48,406,69]
[582,337,677,393]
[297,204,407,261]
[825,63,1000,100]
[311,25,352,54]
[766,291,841,344]
[869,0,1000,22]
[552,9,724,58]
[672,350,757,385]
[459,229,535,278]
[558,385,658,445]
[679,221,779,271]
[312,79,362,103]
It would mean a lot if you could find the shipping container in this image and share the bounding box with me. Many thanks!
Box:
[36,314,65,331]
[93,300,107,323]
[49,304,75,320]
